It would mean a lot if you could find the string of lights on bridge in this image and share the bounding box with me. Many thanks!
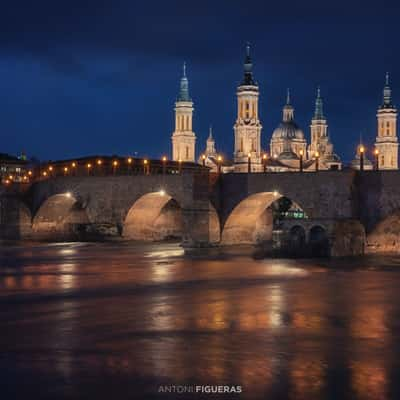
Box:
[2,146,381,186]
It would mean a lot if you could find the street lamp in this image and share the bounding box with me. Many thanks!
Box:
[315,151,320,172]
[359,145,365,171]
[201,154,206,167]
[71,162,77,176]
[374,148,379,170]
[162,156,167,175]
[144,159,149,175]
[247,152,251,173]
[86,163,92,175]
[262,153,267,173]
[112,160,118,175]
[178,159,182,174]
[64,167,68,176]
[299,149,304,172]
[217,155,223,174]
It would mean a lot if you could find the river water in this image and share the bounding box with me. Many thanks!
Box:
[1,241,400,399]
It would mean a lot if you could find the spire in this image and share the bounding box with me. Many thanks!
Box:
[208,124,213,140]
[286,88,291,105]
[382,72,393,108]
[313,86,324,119]
[283,89,294,122]
[241,42,256,86]
[178,62,191,102]
[206,124,216,155]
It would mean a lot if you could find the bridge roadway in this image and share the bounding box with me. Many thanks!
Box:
[1,169,400,256]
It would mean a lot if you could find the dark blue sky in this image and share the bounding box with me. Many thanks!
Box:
[1,0,400,163]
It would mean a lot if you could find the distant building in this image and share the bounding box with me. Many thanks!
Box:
[375,73,398,169]
[0,153,29,182]
[171,63,196,162]
[233,44,263,172]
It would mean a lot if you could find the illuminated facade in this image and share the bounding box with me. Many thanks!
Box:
[308,88,341,170]
[171,63,196,162]
[233,44,262,172]
[375,73,398,170]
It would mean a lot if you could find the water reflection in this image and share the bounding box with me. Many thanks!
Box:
[0,242,399,400]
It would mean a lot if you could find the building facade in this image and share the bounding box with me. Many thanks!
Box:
[233,45,262,172]
[307,88,341,170]
[171,63,196,162]
[375,73,398,170]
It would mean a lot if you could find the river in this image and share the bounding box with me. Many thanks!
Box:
[1,241,400,399]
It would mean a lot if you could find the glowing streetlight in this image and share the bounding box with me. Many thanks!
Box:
[162,156,167,175]
[159,189,166,196]
[374,148,379,170]
[97,159,102,165]
[42,171,47,177]
[178,159,182,174]
[247,153,251,173]
[65,192,72,198]
[127,157,132,164]
[201,154,206,167]
[315,151,320,172]
[273,190,279,197]
[48,166,53,172]
[217,155,223,174]
[299,149,304,173]
[64,167,69,175]
[28,170,32,176]
[359,146,364,171]
[262,153,268,173]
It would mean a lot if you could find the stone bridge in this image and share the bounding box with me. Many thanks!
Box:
[2,169,400,256]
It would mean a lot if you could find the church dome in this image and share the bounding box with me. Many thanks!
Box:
[272,121,305,140]
[272,90,305,140]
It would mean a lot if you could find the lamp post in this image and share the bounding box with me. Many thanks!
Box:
[315,151,319,172]
[144,159,149,175]
[97,159,102,176]
[86,163,92,176]
[374,149,379,171]
[247,153,251,173]
[217,155,222,174]
[178,159,182,174]
[63,167,68,176]
[71,162,77,176]
[299,149,304,172]
[359,146,365,171]
[201,154,206,167]
[262,153,267,173]
[48,165,53,177]
[162,156,167,175]
[112,160,118,175]
[127,157,132,175]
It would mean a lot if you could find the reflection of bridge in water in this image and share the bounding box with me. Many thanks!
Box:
[2,168,400,256]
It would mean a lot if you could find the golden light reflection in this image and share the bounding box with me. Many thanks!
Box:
[350,361,386,400]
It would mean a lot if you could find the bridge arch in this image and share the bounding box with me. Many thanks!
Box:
[309,225,330,257]
[122,192,183,241]
[32,193,90,240]
[221,192,305,245]
[288,225,307,255]
[122,192,221,243]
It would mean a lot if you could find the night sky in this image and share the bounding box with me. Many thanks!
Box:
[1,0,400,163]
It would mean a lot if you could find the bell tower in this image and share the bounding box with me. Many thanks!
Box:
[233,44,262,172]
[171,63,196,162]
[375,73,398,169]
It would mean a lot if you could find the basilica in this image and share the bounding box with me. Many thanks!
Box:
[171,46,398,172]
